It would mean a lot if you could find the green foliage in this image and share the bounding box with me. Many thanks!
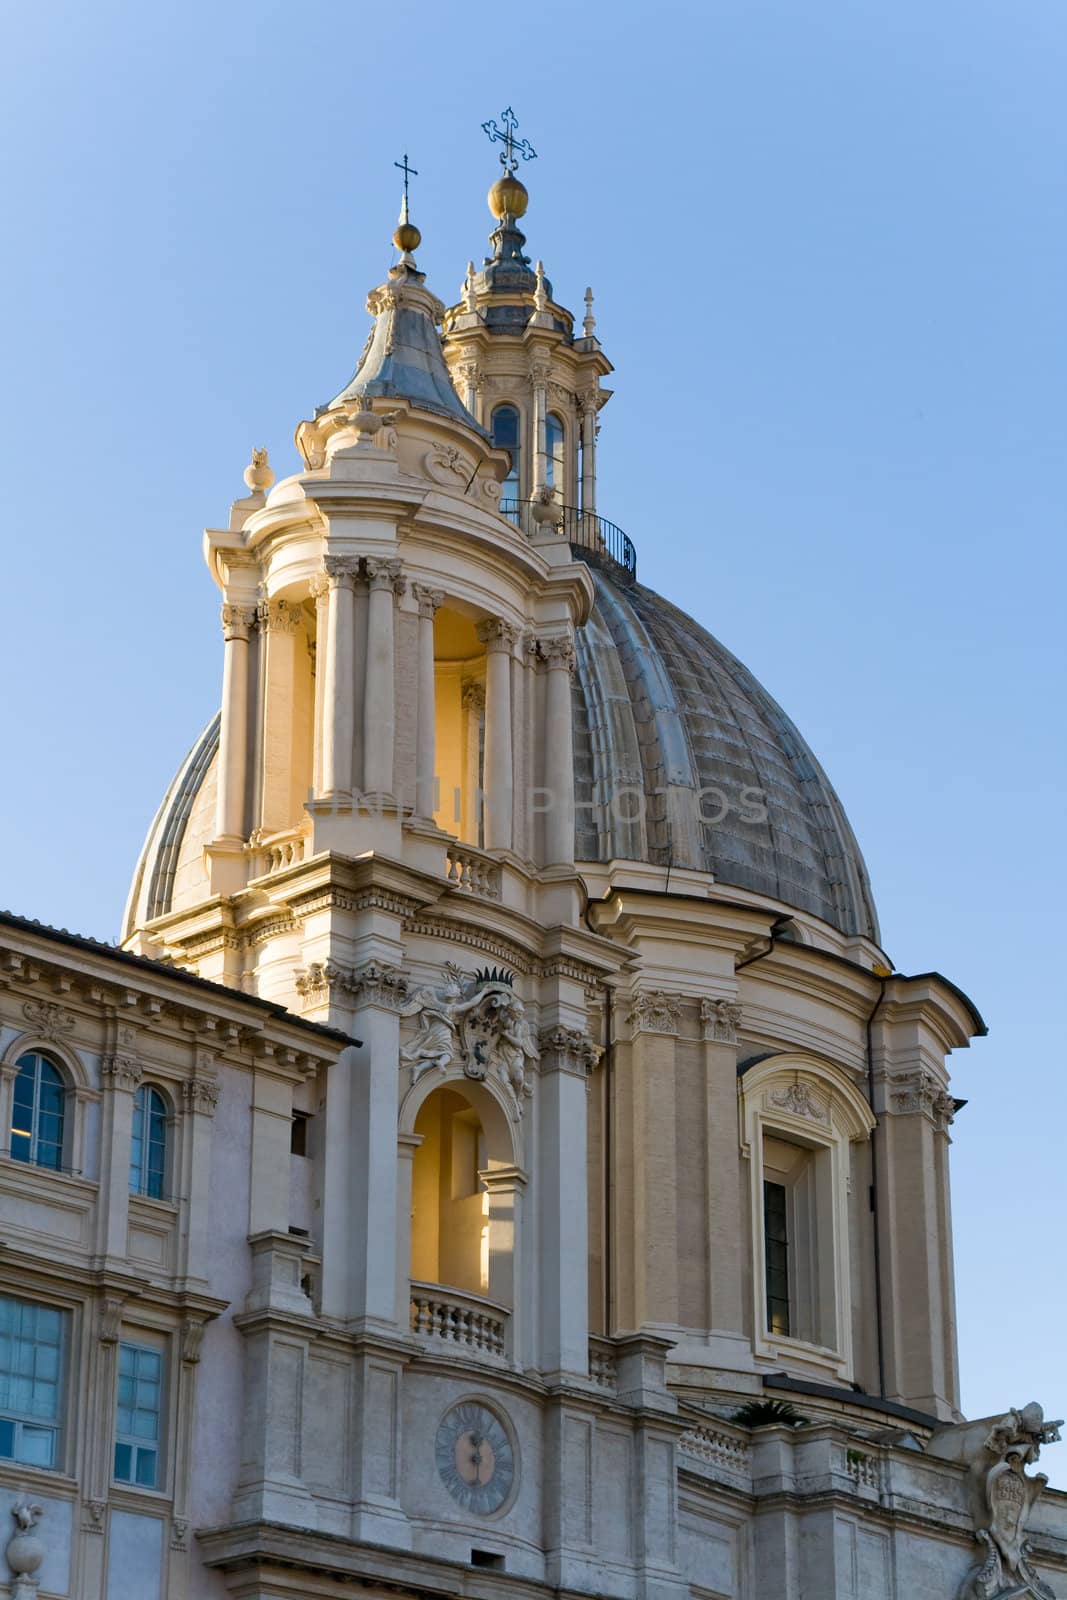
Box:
[731,1398,808,1429]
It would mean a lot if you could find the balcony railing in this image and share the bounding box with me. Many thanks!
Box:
[445,844,502,900]
[246,824,309,878]
[500,500,637,580]
[410,1282,508,1357]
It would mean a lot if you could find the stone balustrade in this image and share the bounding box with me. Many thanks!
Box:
[247,826,308,878]
[410,1282,508,1357]
[445,844,502,900]
[678,1418,752,1483]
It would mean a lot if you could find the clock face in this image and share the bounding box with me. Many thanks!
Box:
[435,1400,516,1516]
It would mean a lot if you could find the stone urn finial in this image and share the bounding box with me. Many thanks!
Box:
[243,446,274,494]
[531,483,560,526]
[7,1502,45,1598]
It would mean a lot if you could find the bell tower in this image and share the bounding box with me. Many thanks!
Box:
[441,113,613,543]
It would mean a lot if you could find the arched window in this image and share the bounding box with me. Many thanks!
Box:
[130,1085,168,1199]
[545,413,565,499]
[491,405,521,505]
[11,1054,66,1171]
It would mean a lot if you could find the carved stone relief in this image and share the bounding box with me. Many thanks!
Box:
[929,1403,1064,1599]
[628,990,683,1036]
[400,966,538,1115]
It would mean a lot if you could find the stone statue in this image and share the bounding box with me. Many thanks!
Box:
[927,1402,1062,1599]
[399,964,481,1076]
[400,966,539,1111]
[6,1502,45,1598]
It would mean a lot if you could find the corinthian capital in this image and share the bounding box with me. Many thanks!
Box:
[700,997,742,1044]
[323,556,361,589]
[364,557,406,595]
[308,573,331,602]
[476,617,520,652]
[101,1053,143,1092]
[221,604,256,642]
[412,583,445,619]
[256,598,301,634]
[536,635,577,674]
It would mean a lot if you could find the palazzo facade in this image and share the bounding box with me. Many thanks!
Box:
[2,150,1063,1600]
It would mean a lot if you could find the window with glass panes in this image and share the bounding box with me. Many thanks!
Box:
[129,1085,167,1198]
[0,1295,66,1468]
[492,405,521,503]
[545,413,564,497]
[11,1052,65,1170]
[114,1341,163,1489]
[763,1179,790,1335]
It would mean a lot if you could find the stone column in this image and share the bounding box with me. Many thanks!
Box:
[320,558,358,797]
[537,1027,598,1375]
[628,992,682,1330]
[477,619,518,852]
[216,603,255,841]
[412,584,443,819]
[96,1031,142,1268]
[309,574,330,796]
[257,598,302,833]
[395,1132,423,1327]
[580,390,598,517]
[531,361,549,493]
[169,1317,206,1568]
[878,1065,960,1417]
[700,999,747,1357]
[480,1165,527,1364]
[461,680,485,845]
[178,1057,220,1290]
[363,558,405,800]
[540,637,577,868]
[346,965,408,1328]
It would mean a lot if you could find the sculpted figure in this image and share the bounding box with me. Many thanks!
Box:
[399,964,482,1077]
[400,966,540,1112]
[929,1402,1062,1600]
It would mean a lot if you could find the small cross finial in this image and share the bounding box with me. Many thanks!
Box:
[394,153,418,205]
[481,106,537,174]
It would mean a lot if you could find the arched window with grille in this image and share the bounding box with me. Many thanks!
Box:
[11,1053,66,1171]
[545,413,565,499]
[129,1085,168,1199]
[491,405,521,505]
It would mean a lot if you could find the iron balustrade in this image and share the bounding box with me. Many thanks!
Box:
[500,499,637,579]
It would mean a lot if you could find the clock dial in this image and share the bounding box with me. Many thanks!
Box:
[435,1401,516,1515]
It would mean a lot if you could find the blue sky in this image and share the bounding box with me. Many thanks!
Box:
[2,1,1064,1454]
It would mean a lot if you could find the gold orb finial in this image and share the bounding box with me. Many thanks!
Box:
[393,218,422,253]
[488,171,528,220]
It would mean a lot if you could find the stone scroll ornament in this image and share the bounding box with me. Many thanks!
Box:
[399,965,538,1113]
[953,1404,1063,1600]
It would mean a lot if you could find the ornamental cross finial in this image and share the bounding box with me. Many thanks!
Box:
[394,153,418,208]
[482,106,537,173]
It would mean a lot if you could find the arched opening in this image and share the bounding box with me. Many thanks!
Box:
[545,412,565,501]
[411,1087,489,1296]
[492,405,521,505]
[431,607,485,845]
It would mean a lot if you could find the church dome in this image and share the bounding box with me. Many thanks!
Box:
[124,560,877,943]
[573,566,878,940]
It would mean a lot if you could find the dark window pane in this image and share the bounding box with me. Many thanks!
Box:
[114,1441,133,1482]
[763,1180,791,1337]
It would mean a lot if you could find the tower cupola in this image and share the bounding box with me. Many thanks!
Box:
[442,112,614,532]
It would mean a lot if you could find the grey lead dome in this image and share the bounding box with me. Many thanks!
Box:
[573,567,878,941]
